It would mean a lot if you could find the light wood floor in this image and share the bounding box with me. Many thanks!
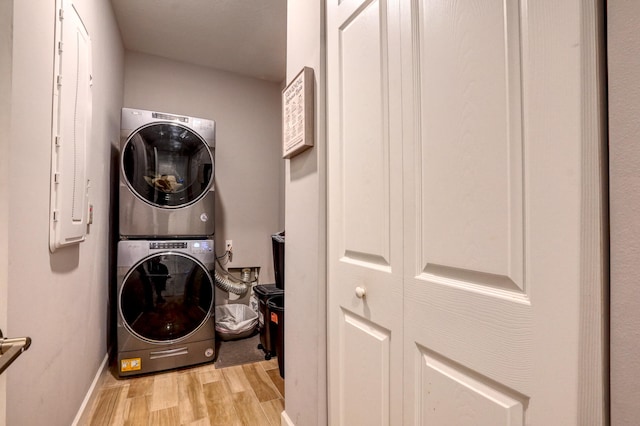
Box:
[82,358,284,426]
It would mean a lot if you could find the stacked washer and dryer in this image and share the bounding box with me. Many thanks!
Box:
[116,108,218,377]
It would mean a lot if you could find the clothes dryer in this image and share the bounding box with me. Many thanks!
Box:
[116,239,216,377]
[119,108,215,238]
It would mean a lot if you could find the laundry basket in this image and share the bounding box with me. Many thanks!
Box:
[215,304,258,341]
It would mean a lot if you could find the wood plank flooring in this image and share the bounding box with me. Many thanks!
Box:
[82,358,284,426]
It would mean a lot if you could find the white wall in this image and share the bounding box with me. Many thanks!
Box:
[6,0,123,425]
[282,1,327,425]
[123,52,284,301]
[608,2,640,424]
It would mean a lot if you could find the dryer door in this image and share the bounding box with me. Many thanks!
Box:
[119,252,214,343]
[121,122,214,208]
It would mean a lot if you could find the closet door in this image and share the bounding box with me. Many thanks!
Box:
[401,0,606,424]
[326,0,404,424]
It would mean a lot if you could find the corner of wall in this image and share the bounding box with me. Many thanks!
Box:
[281,409,296,426]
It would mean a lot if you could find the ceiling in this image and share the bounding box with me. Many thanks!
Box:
[110,0,287,83]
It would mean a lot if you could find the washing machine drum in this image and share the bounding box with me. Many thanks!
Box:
[119,253,214,343]
[122,122,214,208]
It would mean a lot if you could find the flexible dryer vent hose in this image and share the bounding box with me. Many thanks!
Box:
[214,269,249,296]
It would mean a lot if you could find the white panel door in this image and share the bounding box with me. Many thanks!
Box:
[401,0,606,425]
[327,0,606,424]
[327,0,404,424]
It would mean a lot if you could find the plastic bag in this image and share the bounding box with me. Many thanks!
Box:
[271,231,285,243]
[215,304,258,340]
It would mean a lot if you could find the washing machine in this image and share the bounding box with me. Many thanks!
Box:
[119,108,215,238]
[116,239,216,377]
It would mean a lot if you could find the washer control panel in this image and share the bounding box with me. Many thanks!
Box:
[149,241,188,250]
[147,240,213,254]
[191,241,213,254]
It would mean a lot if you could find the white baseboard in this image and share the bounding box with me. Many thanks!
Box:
[71,353,109,426]
[281,410,295,426]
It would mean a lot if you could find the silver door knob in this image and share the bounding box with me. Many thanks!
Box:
[355,286,366,299]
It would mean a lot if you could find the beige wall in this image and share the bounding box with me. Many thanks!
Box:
[3,0,123,425]
[609,1,640,424]
[6,0,123,424]
[0,0,13,422]
[123,52,284,300]
[282,1,327,425]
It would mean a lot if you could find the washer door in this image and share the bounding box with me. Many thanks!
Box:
[121,122,214,208]
[119,252,214,343]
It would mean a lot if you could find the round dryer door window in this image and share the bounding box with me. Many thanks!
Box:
[119,253,214,343]
[122,122,214,208]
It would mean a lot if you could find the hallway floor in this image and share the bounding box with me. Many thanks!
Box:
[82,358,284,425]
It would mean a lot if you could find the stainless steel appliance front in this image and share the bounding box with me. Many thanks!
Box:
[119,108,216,238]
[116,239,216,377]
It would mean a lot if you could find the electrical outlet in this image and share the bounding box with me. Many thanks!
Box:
[225,240,233,252]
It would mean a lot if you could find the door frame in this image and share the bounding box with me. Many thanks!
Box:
[0,0,13,421]
[608,1,640,422]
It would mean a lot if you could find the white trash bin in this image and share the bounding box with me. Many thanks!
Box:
[215,304,259,341]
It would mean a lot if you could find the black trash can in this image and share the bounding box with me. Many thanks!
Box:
[272,231,285,290]
[268,294,285,378]
[254,284,284,360]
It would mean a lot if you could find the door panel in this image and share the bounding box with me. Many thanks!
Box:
[418,0,524,289]
[401,0,606,424]
[341,0,390,266]
[417,348,525,425]
[340,311,391,425]
[327,0,403,424]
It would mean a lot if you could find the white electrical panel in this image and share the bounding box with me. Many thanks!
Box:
[49,0,92,252]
